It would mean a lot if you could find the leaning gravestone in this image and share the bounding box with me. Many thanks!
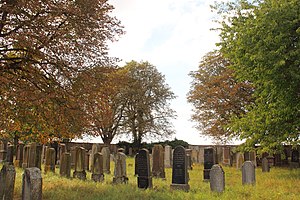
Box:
[113,151,128,184]
[44,148,56,174]
[0,164,16,200]
[136,149,152,189]
[170,146,190,191]
[91,152,104,182]
[152,144,165,178]
[210,164,225,193]
[242,161,255,185]
[203,147,215,181]
[261,157,270,172]
[22,167,42,200]
[101,146,111,174]
[73,147,86,180]
[60,152,71,178]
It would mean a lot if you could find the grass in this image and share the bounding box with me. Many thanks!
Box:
[3,158,300,200]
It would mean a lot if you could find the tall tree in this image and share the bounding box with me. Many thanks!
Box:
[214,0,300,152]
[0,0,124,142]
[121,61,176,147]
[188,51,253,143]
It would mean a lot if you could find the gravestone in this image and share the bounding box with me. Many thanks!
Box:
[128,147,133,156]
[73,147,86,180]
[58,143,66,165]
[170,146,190,191]
[262,157,270,172]
[85,150,90,171]
[91,152,104,182]
[90,144,100,172]
[22,145,30,169]
[44,148,56,173]
[0,164,16,200]
[290,150,299,169]
[136,149,152,189]
[209,164,225,193]
[186,149,193,170]
[101,146,111,174]
[164,145,172,168]
[191,149,199,164]
[22,167,42,200]
[152,144,165,178]
[15,144,24,168]
[60,152,71,178]
[0,140,7,162]
[28,143,42,169]
[113,151,128,184]
[242,161,255,185]
[203,147,215,181]
[70,146,76,169]
[6,145,14,165]
[222,147,231,166]
[236,152,244,170]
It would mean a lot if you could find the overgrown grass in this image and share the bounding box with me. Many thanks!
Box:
[4,158,300,200]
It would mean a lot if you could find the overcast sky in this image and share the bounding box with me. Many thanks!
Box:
[103,0,227,145]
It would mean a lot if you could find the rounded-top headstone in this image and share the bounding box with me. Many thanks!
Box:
[209,164,225,193]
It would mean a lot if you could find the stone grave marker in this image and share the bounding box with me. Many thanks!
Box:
[113,151,128,184]
[6,145,14,165]
[28,143,42,169]
[186,149,193,170]
[15,143,24,168]
[44,148,56,174]
[152,144,165,178]
[203,147,215,181]
[85,150,90,171]
[242,161,255,185]
[22,145,30,169]
[236,152,245,170]
[0,164,16,200]
[128,147,133,156]
[136,149,152,189]
[290,149,300,169]
[91,152,104,182]
[209,164,225,193]
[191,149,199,164]
[222,147,231,166]
[262,157,270,172]
[0,140,7,162]
[90,144,100,172]
[73,147,86,180]
[101,146,111,174]
[70,146,76,169]
[60,152,71,178]
[22,167,42,200]
[170,146,190,191]
[164,145,172,168]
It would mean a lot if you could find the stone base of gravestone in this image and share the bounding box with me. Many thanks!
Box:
[91,173,104,182]
[289,162,300,169]
[73,171,86,180]
[22,167,42,200]
[113,176,129,184]
[203,169,210,181]
[170,183,190,192]
[137,177,152,189]
[0,164,16,200]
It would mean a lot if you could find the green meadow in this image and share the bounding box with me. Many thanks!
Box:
[5,158,300,200]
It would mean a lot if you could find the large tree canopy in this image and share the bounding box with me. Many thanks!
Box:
[0,0,124,142]
[188,51,253,143]
[215,0,300,152]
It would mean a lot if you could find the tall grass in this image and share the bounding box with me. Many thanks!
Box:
[4,158,300,200]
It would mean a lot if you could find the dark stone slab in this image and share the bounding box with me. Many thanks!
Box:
[136,149,152,189]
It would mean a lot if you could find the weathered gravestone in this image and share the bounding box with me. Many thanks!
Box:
[203,147,216,181]
[152,144,165,178]
[60,152,71,178]
[73,147,86,180]
[170,146,190,192]
[0,164,16,200]
[244,151,257,167]
[128,147,133,156]
[70,146,76,169]
[90,144,100,172]
[44,148,56,174]
[101,146,111,174]
[28,143,42,169]
[186,149,193,170]
[191,149,199,164]
[164,145,172,168]
[85,150,90,171]
[6,145,14,165]
[290,149,300,169]
[236,152,245,170]
[113,151,128,184]
[209,164,225,193]
[242,161,255,185]
[262,157,270,172]
[15,143,24,168]
[22,168,42,200]
[0,140,7,162]
[222,147,231,166]
[58,143,66,165]
[22,145,30,169]
[136,149,152,189]
[91,152,104,182]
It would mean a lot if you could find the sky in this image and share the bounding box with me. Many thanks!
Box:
[79,0,232,145]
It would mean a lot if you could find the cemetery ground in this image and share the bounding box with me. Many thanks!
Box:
[4,158,300,200]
